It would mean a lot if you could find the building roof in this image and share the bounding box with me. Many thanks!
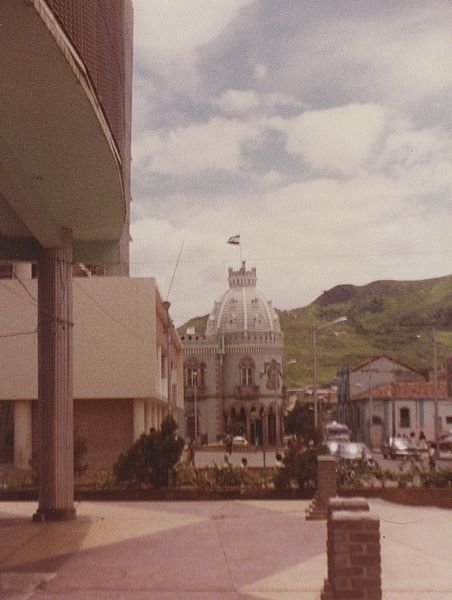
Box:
[205,262,281,337]
[354,380,447,401]
[351,353,421,375]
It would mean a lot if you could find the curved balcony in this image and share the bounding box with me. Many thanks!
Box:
[0,1,126,263]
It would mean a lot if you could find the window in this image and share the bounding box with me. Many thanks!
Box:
[239,357,255,387]
[185,359,206,387]
[446,416,452,425]
[400,407,410,428]
[241,367,253,386]
[187,367,198,387]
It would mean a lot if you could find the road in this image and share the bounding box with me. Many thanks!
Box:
[194,446,452,471]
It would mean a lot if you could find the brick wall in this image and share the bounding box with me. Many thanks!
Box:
[322,508,381,600]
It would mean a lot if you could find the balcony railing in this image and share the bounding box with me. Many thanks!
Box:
[235,384,260,398]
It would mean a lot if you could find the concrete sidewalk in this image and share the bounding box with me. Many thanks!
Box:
[0,499,451,599]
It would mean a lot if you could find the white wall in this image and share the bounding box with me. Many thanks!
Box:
[0,277,159,400]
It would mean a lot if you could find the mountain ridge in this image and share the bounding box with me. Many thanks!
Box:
[179,274,452,387]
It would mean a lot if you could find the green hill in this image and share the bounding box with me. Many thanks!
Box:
[179,275,452,387]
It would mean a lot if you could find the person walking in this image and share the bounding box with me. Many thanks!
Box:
[428,442,437,470]
[187,438,196,466]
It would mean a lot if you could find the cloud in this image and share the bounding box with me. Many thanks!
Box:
[216,89,260,114]
[273,103,387,175]
[254,63,267,80]
[134,117,264,175]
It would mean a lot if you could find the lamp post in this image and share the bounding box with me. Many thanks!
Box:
[162,300,173,417]
[356,371,374,448]
[312,316,347,430]
[193,368,198,443]
[432,322,439,444]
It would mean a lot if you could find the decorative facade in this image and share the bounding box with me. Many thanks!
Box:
[181,263,284,447]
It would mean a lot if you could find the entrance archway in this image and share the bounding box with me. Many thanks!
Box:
[267,406,276,446]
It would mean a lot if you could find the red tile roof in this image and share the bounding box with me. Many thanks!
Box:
[354,380,447,400]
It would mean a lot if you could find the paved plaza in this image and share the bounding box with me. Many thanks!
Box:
[1,498,452,599]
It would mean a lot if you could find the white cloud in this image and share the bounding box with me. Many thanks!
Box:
[254,63,267,80]
[216,89,260,114]
[134,0,253,57]
[134,117,262,174]
[274,103,387,175]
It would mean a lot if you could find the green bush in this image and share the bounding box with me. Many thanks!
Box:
[114,416,184,489]
[273,447,318,490]
[90,470,116,491]
[174,459,266,491]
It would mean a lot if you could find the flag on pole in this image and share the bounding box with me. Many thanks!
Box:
[227,234,240,245]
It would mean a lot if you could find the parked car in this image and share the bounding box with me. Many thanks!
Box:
[438,433,452,452]
[381,437,420,460]
[322,441,374,465]
[336,442,375,465]
[232,435,248,447]
[325,421,351,441]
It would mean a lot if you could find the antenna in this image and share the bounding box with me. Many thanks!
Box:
[166,242,184,301]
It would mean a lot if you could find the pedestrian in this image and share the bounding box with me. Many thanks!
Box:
[187,438,196,466]
[418,431,428,451]
[224,433,233,455]
[428,443,437,470]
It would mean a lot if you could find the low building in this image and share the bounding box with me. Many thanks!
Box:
[337,354,426,445]
[353,380,451,443]
[0,277,183,473]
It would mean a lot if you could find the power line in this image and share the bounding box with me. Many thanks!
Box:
[73,281,149,344]
[0,329,37,339]
[130,249,452,265]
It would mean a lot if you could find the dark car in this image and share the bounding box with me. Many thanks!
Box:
[381,437,420,460]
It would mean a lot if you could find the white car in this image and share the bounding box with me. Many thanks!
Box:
[232,435,248,447]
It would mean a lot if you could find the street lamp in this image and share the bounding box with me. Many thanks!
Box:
[312,316,347,430]
[193,368,198,443]
[162,300,173,417]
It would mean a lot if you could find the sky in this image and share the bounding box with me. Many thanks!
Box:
[130,0,452,327]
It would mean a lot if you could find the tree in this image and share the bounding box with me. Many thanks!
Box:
[114,416,184,489]
[284,400,321,446]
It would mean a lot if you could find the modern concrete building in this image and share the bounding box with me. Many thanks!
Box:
[181,262,284,447]
[0,277,183,474]
[0,1,133,520]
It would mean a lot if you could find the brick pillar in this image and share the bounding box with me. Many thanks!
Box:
[34,228,75,522]
[321,510,381,600]
[306,455,337,520]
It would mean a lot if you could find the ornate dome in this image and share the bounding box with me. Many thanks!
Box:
[205,262,281,337]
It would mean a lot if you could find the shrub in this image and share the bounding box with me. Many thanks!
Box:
[90,470,116,491]
[114,416,184,489]
[273,447,318,490]
[74,436,88,483]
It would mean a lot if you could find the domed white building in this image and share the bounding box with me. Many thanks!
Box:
[181,262,284,447]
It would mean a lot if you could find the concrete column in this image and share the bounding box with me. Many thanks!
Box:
[133,399,145,440]
[34,228,75,522]
[13,400,32,470]
[144,400,152,434]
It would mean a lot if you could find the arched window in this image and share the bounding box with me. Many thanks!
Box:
[185,357,206,387]
[239,356,255,386]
